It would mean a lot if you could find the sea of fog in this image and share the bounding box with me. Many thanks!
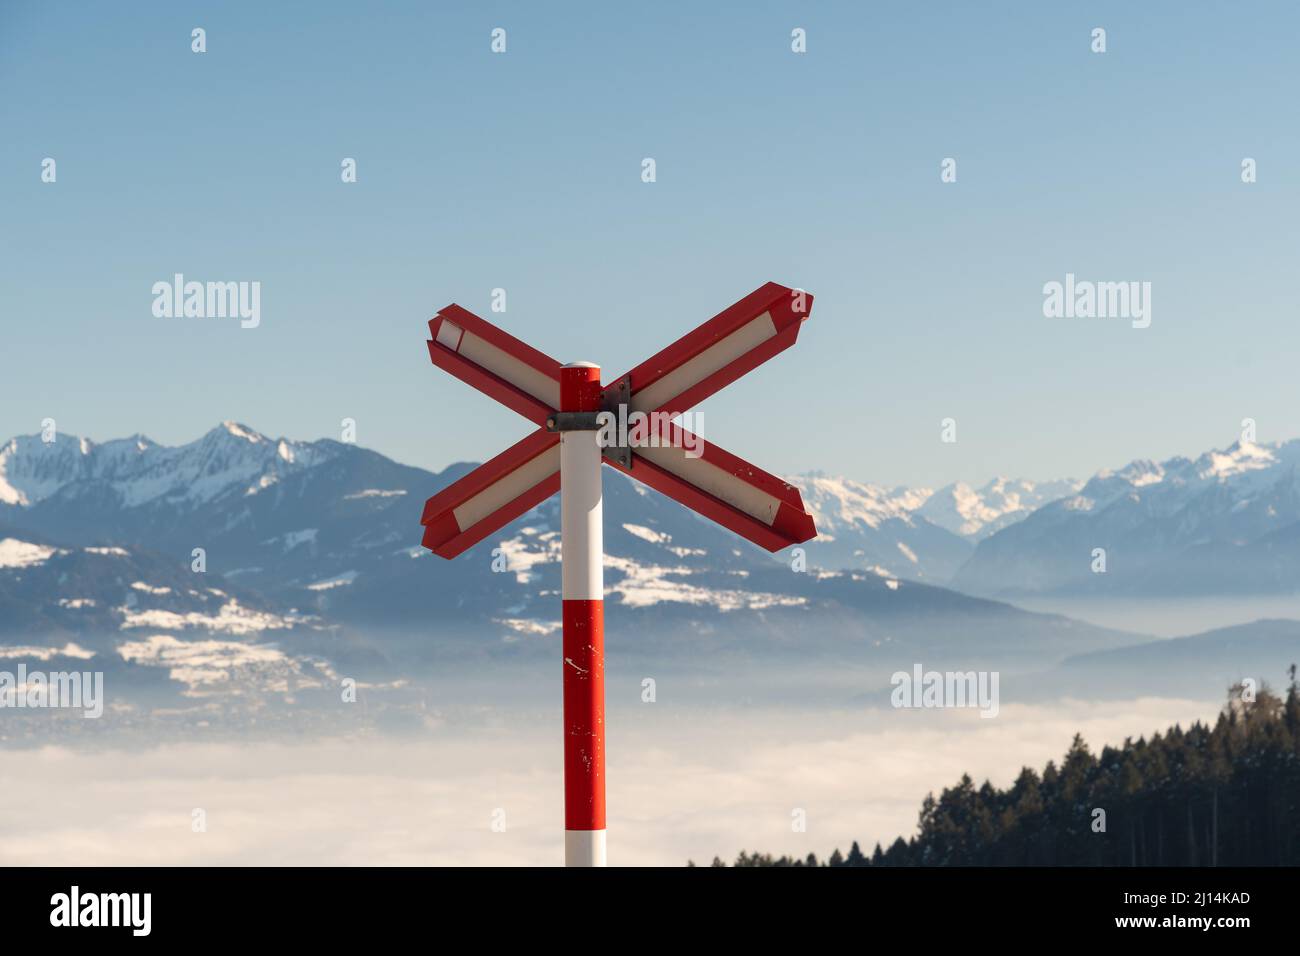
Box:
[0,694,1218,867]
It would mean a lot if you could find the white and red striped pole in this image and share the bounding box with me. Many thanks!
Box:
[559,361,606,866]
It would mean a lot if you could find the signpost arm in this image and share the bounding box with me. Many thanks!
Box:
[559,362,606,866]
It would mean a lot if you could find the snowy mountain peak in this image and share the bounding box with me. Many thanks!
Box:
[1128,459,1166,483]
[0,424,344,510]
[785,471,1085,545]
[955,435,1300,597]
[217,421,266,444]
[918,476,1083,539]
[0,434,90,506]
[1074,438,1299,514]
[1196,440,1276,480]
[788,474,928,531]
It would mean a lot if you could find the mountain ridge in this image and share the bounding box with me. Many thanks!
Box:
[6,425,1299,607]
[955,438,1300,597]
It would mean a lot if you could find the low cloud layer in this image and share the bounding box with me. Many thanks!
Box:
[0,697,1217,866]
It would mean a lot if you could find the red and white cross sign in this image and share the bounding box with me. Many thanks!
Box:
[420,282,818,865]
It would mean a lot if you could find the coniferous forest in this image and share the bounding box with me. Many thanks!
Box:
[696,673,1300,867]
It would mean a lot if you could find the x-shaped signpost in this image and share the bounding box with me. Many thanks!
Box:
[420,282,818,865]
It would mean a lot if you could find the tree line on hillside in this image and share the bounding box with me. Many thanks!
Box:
[692,671,1300,867]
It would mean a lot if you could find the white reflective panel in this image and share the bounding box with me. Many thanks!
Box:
[636,443,780,526]
[452,445,560,530]
[455,329,562,410]
[630,312,777,414]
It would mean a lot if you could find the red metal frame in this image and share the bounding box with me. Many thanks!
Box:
[420,428,560,558]
[421,282,817,560]
[608,281,813,417]
[427,304,562,426]
[606,423,816,552]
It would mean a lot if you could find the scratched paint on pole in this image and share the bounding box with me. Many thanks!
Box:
[559,363,606,858]
[562,600,605,830]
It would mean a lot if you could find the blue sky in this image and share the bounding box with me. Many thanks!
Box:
[2,1,1297,488]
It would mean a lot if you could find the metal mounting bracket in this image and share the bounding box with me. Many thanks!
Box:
[545,412,602,432]
[599,375,633,470]
[544,378,635,470]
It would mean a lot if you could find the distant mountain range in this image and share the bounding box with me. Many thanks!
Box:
[791,437,1300,601]
[4,424,1298,603]
[790,473,1083,582]
[953,439,1300,598]
[2,423,1298,724]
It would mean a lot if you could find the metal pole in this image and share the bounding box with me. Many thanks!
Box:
[559,361,606,866]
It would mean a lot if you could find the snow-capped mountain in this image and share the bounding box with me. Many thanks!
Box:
[0,422,438,594]
[918,477,1084,540]
[7,424,1294,612]
[3,422,1293,738]
[0,424,1074,604]
[0,422,340,509]
[784,473,1082,581]
[0,424,1139,689]
[786,473,971,581]
[953,439,1300,597]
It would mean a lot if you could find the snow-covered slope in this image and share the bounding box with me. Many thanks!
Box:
[0,531,311,634]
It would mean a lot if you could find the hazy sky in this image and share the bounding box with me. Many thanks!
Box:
[2,2,1297,488]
